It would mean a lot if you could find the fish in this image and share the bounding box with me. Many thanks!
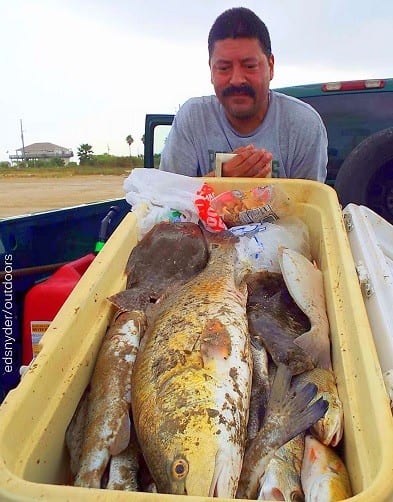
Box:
[72,222,209,488]
[105,424,141,491]
[301,434,352,502]
[131,230,252,497]
[65,388,89,477]
[74,310,144,488]
[246,271,315,375]
[236,364,328,500]
[257,433,305,501]
[109,221,209,311]
[293,368,344,447]
[278,247,331,370]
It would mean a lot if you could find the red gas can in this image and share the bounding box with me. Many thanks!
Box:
[22,253,95,365]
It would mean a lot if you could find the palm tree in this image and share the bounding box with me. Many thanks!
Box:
[126,134,133,156]
[77,143,93,165]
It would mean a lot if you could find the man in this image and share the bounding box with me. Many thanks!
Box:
[159,7,327,181]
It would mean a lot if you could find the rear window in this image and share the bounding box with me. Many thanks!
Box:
[301,92,393,183]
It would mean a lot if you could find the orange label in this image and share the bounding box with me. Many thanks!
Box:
[30,321,51,357]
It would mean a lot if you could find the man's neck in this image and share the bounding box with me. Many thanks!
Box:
[226,114,265,134]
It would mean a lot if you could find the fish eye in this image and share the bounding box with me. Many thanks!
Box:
[171,458,189,480]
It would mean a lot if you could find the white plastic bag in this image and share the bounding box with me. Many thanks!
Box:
[123,169,204,237]
[123,169,227,237]
[123,168,203,214]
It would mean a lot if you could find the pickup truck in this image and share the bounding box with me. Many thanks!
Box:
[145,78,393,224]
[1,77,392,399]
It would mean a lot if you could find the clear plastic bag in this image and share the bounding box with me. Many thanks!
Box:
[231,216,311,273]
[210,185,292,227]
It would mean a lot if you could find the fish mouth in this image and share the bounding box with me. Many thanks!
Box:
[313,416,344,447]
[265,488,304,502]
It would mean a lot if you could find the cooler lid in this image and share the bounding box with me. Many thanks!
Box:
[342,203,393,406]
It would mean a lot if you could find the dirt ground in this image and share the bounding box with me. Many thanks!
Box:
[0,175,128,218]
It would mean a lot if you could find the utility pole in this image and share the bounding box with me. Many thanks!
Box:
[20,119,26,161]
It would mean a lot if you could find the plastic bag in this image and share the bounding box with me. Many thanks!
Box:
[230,216,311,274]
[124,169,203,214]
[123,169,226,237]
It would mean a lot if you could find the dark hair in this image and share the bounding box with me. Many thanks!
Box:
[208,7,272,59]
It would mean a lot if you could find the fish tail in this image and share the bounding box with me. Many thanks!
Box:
[266,365,329,446]
[237,366,328,499]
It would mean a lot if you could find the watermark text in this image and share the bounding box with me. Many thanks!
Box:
[2,254,14,374]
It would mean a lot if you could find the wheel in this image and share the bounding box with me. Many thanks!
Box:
[334,127,393,224]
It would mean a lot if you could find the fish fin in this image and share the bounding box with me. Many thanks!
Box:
[265,364,292,412]
[293,330,319,363]
[108,289,149,312]
[246,271,270,295]
[294,329,332,370]
[109,411,131,456]
[144,280,187,325]
[237,366,327,500]
[201,319,232,367]
[199,226,239,246]
[263,365,328,446]
[209,449,239,498]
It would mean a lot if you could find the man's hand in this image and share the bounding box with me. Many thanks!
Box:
[222,144,272,178]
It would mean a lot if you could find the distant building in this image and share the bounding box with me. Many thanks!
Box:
[9,142,74,165]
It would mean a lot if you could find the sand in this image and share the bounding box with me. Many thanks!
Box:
[0,175,127,218]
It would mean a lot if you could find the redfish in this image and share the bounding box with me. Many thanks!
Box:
[301,434,352,501]
[131,230,252,497]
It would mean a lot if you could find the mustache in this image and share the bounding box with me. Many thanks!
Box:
[222,84,256,98]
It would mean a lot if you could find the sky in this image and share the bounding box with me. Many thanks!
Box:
[1,0,391,162]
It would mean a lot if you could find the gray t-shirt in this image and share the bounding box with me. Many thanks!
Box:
[159,90,328,181]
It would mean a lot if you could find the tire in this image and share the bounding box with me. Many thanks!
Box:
[334,127,393,224]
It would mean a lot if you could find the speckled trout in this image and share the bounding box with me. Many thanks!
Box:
[131,230,252,497]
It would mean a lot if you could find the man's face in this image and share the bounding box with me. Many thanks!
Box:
[210,37,274,128]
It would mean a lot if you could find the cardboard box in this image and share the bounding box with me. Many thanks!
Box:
[0,179,392,501]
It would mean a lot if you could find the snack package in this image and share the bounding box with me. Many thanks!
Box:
[194,183,227,232]
[210,185,292,227]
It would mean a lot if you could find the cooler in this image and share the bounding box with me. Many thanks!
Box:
[0,179,392,501]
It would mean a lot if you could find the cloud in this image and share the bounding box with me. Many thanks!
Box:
[1,0,391,161]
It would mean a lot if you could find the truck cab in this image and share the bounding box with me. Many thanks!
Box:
[144,78,393,224]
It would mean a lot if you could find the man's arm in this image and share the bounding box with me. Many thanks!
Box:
[159,104,200,176]
[287,105,328,182]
